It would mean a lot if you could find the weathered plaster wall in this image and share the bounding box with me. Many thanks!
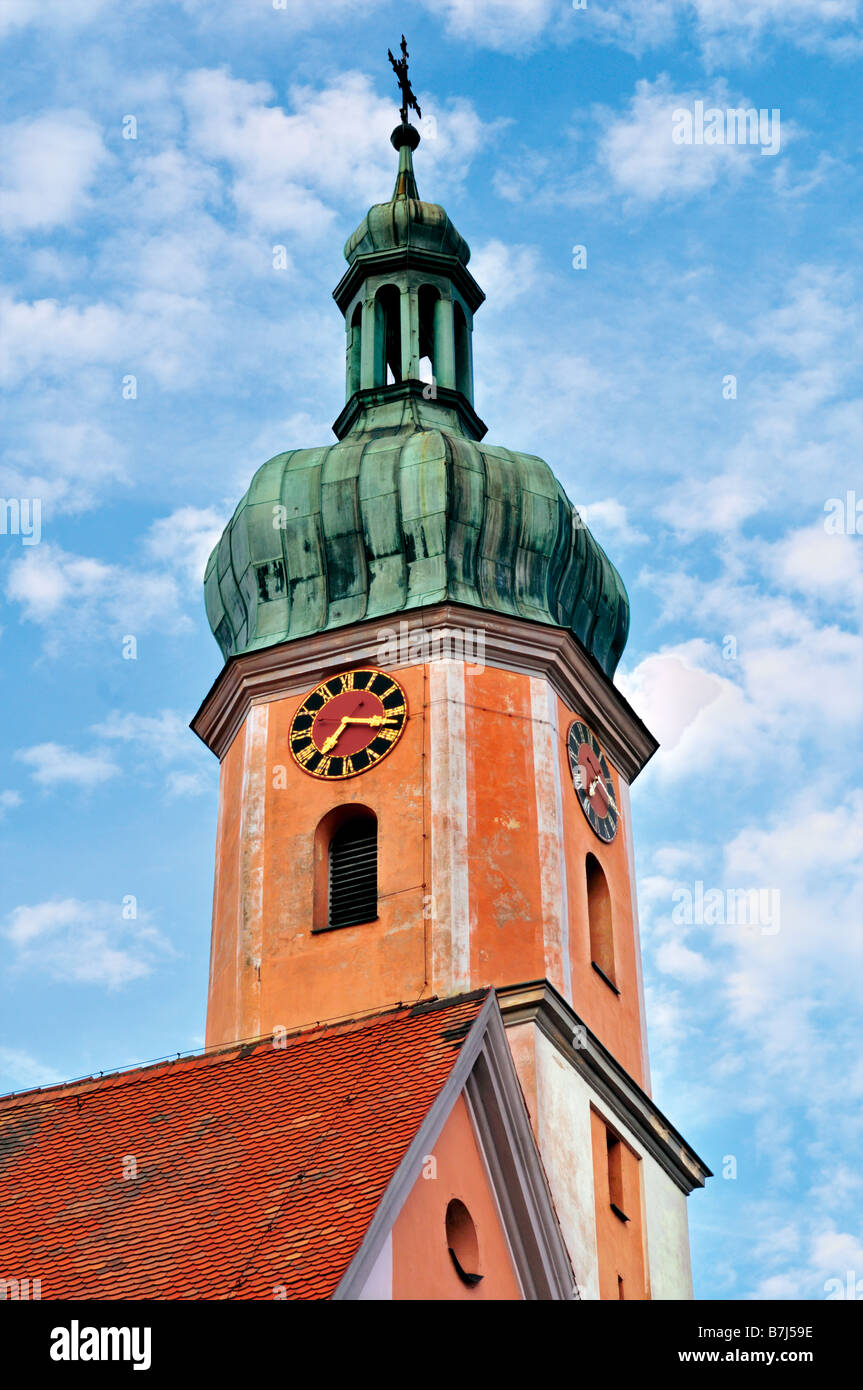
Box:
[510,1021,600,1300]
[205,658,648,1100]
[390,1093,522,1300]
[641,1148,695,1299]
[508,1022,694,1301]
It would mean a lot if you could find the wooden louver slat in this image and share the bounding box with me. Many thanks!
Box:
[329,824,377,928]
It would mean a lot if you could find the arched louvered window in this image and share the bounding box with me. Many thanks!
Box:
[586,852,617,990]
[328,813,378,929]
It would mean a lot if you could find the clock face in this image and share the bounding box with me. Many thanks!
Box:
[567,720,619,843]
[289,668,408,779]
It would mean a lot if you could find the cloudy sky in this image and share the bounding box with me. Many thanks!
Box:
[1,0,861,1301]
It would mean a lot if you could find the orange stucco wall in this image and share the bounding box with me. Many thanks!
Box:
[554,692,646,1084]
[391,1093,522,1299]
[590,1107,649,1300]
[206,665,428,1045]
[205,659,647,1090]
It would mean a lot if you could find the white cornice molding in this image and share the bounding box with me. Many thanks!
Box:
[191,604,658,783]
[497,980,712,1196]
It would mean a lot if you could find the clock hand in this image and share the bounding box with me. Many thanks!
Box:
[319,712,398,754]
[341,715,398,728]
[587,774,616,809]
[320,718,348,754]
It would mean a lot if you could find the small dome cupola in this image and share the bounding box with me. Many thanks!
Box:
[332,37,486,442]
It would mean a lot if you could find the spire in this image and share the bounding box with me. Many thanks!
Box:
[388,36,422,200]
[390,122,420,201]
[330,35,487,441]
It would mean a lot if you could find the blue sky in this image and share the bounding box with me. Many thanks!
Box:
[1,0,861,1301]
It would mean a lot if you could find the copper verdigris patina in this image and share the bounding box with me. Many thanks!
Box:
[205,103,629,679]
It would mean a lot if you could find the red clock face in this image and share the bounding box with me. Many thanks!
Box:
[567,720,619,842]
[289,669,408,779]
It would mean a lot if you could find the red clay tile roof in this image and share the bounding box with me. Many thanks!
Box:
[0,992,487,1300]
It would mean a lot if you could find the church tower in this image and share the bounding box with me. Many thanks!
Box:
[193,57,709,1300]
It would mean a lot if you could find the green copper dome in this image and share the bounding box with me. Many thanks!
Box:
[344,139,472,266]
[204,120,630,680]
[205,423,629,678]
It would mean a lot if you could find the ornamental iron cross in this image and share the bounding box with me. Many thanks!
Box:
[388,34,421,124]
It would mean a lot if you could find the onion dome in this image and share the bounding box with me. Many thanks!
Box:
[344,126,472,265]
[204,120,630,680]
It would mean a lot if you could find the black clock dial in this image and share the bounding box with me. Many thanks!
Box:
[289,669,408,779]
[567,719,619,843]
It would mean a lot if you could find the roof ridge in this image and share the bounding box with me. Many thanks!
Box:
[0,991,489,1112]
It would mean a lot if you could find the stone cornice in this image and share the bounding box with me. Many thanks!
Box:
[496,980,712,1196]
[333,245,485,314]
[190,602,658,781]
[332,380,488,442]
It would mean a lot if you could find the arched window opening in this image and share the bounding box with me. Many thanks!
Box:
[445,1199,483,1287]
[347,303,362,397]
[454,301,472,401]
[586,853,616,989]
[313,806,378,932]
[373,284,402,387]
[418,284,440,385]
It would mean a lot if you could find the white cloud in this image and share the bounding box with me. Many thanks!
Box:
[0,111,108,232]
[92,709,215,795]
[92,709,192,765]
[763,523,863,605]
[165,770,210,798]
[423,0,560,51]
[597,78,767,205]
[573,499,648,549]
[623,592,862,785]
[0,790,22,817]
[143,507,226,592]
[5,543,189,642]
[0,286,219,395]
[180,68,497,234]
[0,0,117,38]
[469,240,543,311]
[0,1046,62,1092]
[618,641,730,758]
[585,0,860,60]
[179,0,370,27]
[3,898,169,988]
[0,294,125,390]
[1,419,127,514]
[655,937,711,982]
[15,742,119,789]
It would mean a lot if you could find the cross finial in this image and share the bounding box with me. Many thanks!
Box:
[388,34,421,125]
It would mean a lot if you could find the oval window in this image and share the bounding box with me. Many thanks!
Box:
[446,1198,482,1286]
